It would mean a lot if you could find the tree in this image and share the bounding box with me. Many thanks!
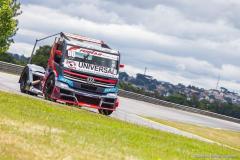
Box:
[166,93,188,105]
[31,45,51,68]
[0,52,28,65]
[0,0,21,54]
[0,52,15,63]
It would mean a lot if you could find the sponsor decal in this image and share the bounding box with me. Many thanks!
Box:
[104,87,118,93]
[78,62,116,75]
[79,48,102,56]
[64,60,118,78]
[67,46,118,60]
[65,60,77,70]
[58,76,74,87]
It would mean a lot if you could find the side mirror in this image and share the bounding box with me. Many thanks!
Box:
[120,64,125,68]
[55,50,62,56]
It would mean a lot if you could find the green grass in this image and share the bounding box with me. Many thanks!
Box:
[146,117,240,151]
[0,91,239,160]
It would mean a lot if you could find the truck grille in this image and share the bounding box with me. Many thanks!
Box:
[70,80,102,93]
[81,84,98,92]
[63,70,116,88]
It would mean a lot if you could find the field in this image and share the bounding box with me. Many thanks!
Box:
[0,91,239,160]
[146,117,240,151]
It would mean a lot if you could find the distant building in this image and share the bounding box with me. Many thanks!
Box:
[136,73,153,80]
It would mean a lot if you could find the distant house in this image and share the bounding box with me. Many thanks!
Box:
[136,73,153,80]
[119,70,240,105]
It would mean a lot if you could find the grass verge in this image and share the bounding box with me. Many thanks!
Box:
[146,117,240,151]
[0,91,239,160]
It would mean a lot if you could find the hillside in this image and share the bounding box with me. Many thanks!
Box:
[119,72,240,119]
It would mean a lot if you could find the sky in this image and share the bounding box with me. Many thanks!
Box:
[9,0,240,92]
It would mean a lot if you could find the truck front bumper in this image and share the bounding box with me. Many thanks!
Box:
[51,80,119,111]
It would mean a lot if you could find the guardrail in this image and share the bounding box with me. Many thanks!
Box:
[0,61,24,75]
[118,90,240,123]
[0,61,239,124]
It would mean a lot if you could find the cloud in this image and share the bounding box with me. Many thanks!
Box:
[9,1,240,92]
[125,64,240,92]
[9,42,33,56]
[19,4,240,67]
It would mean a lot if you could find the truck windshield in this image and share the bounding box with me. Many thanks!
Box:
[63,45,119,77]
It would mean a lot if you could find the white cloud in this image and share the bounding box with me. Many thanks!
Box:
[9,42,33,56]
[8,1,240,92]
[125,64,240,93]
[18,28,47,39]
[61,3,124,24]
[221,65,240,81]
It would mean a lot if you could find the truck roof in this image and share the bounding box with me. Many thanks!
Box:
[62,32,104,45]
[61,32,120,56]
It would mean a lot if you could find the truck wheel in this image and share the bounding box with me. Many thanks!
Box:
[43,74,55,101]
[98,109,113,116]
[19,70,28,93]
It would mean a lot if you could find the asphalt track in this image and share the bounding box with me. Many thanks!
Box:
[0,71,239,142]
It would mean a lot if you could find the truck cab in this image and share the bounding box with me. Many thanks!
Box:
[19,33,123,115]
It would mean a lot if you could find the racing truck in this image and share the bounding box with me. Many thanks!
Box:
[19,32,124,115]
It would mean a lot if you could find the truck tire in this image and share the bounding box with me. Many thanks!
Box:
[43,74,55,101]
[98,109,113,116]
[19,68,28,93]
